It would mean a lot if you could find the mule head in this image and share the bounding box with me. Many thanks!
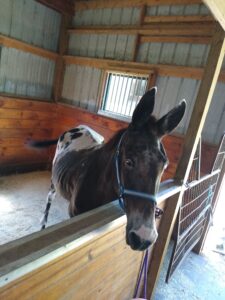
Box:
[119,87,186,251]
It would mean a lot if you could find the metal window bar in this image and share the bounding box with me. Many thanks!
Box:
[101,72,148,119]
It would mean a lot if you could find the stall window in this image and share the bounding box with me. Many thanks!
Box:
[99,72,149,121]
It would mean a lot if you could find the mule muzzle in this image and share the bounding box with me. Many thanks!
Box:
[127,230,158,251]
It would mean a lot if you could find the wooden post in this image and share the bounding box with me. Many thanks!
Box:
[53,14,72,102]
[147,70,157,89]
[146,194,181,296]
[147,24,225,299]
[203,0,225,31]
[175,25,225,183]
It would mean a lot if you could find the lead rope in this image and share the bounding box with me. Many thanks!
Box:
[133,249,149,299]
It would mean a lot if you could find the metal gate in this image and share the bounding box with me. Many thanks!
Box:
[166,134,225,281]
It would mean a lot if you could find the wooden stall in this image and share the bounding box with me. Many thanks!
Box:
[0,181,180,299]
[0,0,225,299]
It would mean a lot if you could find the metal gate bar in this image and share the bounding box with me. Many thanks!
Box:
[166,133,225,282]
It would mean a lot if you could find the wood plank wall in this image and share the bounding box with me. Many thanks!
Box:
[0,204,143,300]
[0,98,216,177]
[55,103,217,180]
[0,97,57,175]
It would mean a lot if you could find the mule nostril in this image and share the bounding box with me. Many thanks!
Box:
[128,231,153,250]
[142,240,151,250]
[129,232,141,249]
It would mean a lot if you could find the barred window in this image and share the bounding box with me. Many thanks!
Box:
[99,72,148,120]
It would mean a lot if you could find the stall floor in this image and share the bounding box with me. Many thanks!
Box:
[154,244,225,300]
[0,171,68,245]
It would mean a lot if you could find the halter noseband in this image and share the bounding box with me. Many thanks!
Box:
[115,131,158,209]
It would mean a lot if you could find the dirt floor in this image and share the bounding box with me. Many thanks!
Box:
[154,243,225,300]
[0,171,225,299]
[0,171,68,245]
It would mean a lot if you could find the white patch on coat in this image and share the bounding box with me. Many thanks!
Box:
[131,224,158,244]
[53,125,104,165]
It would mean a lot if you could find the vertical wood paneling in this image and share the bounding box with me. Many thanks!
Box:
[137,42,210,67]
[154,75,225,144]
[160,43,177,64]
[121,8,133,25]
[64,2,224,147]
[69,33,135,61]
[87,35,99,57]
[203,82,225,144]
[0,0,12,35]
[0,0,61,51]
[125,35,136,61]
[146,4,210,16]
[105,35,118,59]
[73,7,141,26]
[0,47,54,99]
[62,65,102,111]
[96,34,108,58]
[155,76,199,136]
[79,34,91,57]
[170,5,185,15]
[173,43,191,66]
[186,44,209,67]
[114,35,127,60]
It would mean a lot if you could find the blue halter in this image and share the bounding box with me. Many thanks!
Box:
[114,131,157,210]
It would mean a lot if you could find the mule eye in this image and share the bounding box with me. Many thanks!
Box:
[124,159,134,168]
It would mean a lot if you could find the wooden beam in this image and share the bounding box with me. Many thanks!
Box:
[0,95,56,111]
[63,55,225,82]
[53,14,72,102]
[64,55,154,75]
[203,0,225,31]
[147,24,225,299]
[140,35,212,44]
[144,15,214,23]
[146,194,181,297]
[0,34,58,61]
[37,0,74,15]
[147,70,157,89]
[74,0,202,11]
[175,25,225,183]
[68,23,214,37]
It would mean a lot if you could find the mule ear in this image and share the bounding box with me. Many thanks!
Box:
[131,87,156,128]
[157,100,186,137]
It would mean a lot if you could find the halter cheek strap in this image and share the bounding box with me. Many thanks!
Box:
[114,131,158,209]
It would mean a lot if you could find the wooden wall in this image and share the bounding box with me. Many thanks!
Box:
[0,202,144,300]
[0,96,57,175]
[0,97,217,177]
[60,1,225,145]
[55,103,217,180]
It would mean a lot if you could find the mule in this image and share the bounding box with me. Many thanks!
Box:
[31,87,186,251]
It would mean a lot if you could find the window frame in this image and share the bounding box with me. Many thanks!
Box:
[97,70,154,122]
